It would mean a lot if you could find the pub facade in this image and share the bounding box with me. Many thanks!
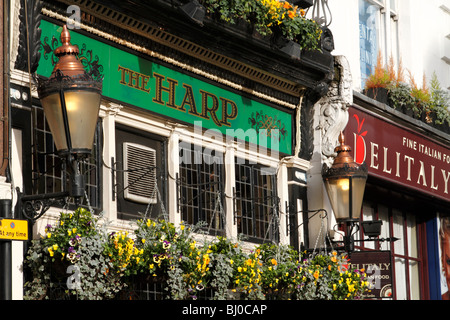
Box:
[5,0,340,299]
[2,0,449,300]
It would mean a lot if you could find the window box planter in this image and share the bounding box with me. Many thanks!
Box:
[364,87,389,105]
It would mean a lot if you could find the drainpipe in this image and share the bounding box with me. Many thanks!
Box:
[0,0,11,300]
[1,0,10,178]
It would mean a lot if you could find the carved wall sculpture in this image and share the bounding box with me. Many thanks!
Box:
[317,55,353,167]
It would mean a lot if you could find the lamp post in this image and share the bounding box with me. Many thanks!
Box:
[16,25,102,223]
[322,132,368,253]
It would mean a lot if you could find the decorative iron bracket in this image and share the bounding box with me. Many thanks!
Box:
[15,187,69,224]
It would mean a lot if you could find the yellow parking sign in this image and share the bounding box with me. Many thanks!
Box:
[0,219,28,241]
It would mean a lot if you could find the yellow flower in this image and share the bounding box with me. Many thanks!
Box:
[271,258,277,266]
[52,244,58,251]
[313,270,320,280]
[47,232,51,238]
[230,259,234,265]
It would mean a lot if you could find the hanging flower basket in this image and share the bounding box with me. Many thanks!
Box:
[25,210,370,300]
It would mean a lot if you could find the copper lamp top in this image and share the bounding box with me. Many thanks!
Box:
[332,132,356,167]
[51,25,85,77]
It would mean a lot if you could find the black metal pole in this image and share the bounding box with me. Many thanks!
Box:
[344,221,355,254]
[59,86,72,154]
[0,199,12,300]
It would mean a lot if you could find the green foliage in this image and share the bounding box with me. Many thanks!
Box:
[200,0,322,50]
[73,231,125,299]
[429,73,450,126]
[388,82,414,110]
[365,58,450,129]
[24,208,125,300]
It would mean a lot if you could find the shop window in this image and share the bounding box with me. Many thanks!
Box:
[359,201,424,300]
[32,104,102,211]
[178,143,225,235]
[234,158,279,243]
[115,125,166,221]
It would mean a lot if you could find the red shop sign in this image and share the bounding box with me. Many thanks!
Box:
[343,105,450,203]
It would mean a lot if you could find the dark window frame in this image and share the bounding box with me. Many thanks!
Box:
[234,158,279,243]
[115,124,167,221]
[178,142,226,236]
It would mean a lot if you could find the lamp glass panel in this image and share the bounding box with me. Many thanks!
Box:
[40,92,67,152]
[351,176,366,220]
[325,176,366,221]
[324,177,350,221]
[64,90,101,151]
[40,90,101,153]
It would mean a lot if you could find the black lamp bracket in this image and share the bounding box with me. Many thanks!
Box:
[15,156,85,224]
[15,187,69,224]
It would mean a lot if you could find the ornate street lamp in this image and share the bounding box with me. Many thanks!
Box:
[17,25,102,223]
[322,132,368,252]
[37,25,102,157]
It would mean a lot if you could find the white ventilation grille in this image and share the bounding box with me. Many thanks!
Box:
[123,142,157,204]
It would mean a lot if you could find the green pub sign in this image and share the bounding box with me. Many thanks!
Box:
[37,20,293,154]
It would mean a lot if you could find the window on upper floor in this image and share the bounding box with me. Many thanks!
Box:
[359,0,399,88]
